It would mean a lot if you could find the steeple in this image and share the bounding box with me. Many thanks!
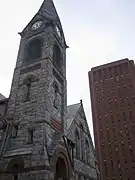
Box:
[5,0,68,155]
[20,0,67,48]
[38,0,59,21]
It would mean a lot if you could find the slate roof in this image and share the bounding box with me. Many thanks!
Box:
[67,103,81,129]
[0,93,6,101]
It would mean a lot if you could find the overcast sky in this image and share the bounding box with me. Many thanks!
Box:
[1,0,135,142]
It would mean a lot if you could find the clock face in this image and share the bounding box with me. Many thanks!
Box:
[31,21,43,30]
[56,25,61,38]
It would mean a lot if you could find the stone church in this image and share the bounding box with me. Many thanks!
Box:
[0,0,98,179]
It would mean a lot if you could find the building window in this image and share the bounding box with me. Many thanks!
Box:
[122,111,126,121]
[132,96,135,104]
[0,130,4,142]
[110,159,113,170]
[24,82,31,101]
[80,124,84,160]
[129,110,132,120]
[85,139,89,163]
[124,157,127,164]
[12,125,18,138]
[54,84,59,109]
[23,75,35,102]
[75,130,80,158]
[28,129,34,144]
[26,38,42,61]
[67,139,75,160]
[129,149,133,156]
[104,161,107,177]
[53,44,62,70]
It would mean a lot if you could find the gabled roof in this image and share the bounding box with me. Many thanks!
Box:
[66,102,95,154]
[0,93,6,101]
[67,102,81,129]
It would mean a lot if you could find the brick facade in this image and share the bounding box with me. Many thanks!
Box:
[89,59,135,180]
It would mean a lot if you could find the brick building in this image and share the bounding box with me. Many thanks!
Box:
[89,59,135,180]
[0,0,97,179]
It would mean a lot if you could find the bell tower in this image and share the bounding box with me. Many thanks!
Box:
[0,1,71,180]
[8,0,68,130]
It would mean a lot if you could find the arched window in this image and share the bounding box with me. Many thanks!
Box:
[75,130,80,158]
[27,38,42,61]
[53,44,62,69]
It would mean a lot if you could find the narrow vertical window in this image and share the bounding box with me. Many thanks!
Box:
[53,44,62,70]
[75,131,80,158]
[23,76,34,102]
[0,130,3,141]
[26,82,31,101]
[23,82,31,102]
[54,84,59,109]
[80,124,84,160]
[67,139,75,160]
[85,140,89,163]
[28,129,34,144]
[12,125,18,138]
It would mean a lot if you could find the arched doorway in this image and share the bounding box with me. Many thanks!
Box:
[55,157,68,180]
[50,146,72,180]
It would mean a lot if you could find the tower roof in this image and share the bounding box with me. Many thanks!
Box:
[38,0,59,21]
[21,0,68,48]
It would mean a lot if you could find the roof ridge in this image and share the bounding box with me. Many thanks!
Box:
[67,102,81,107]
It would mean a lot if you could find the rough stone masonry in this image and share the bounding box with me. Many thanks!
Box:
[0,0,98,179]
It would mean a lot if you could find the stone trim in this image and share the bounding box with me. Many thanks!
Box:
[0,165,54,175]
[20,63,41,75]
[3,147,32,158]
